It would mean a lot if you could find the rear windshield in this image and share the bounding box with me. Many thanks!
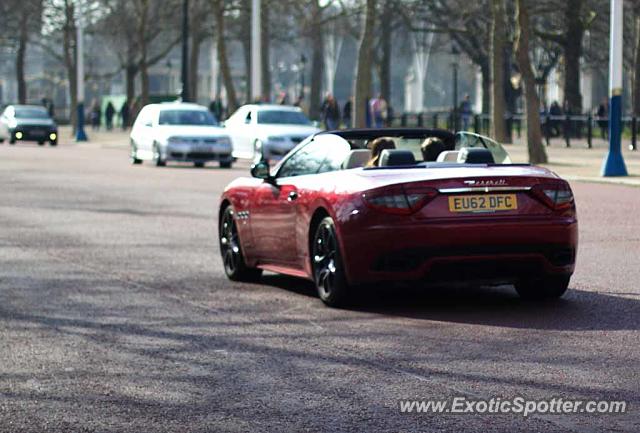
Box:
[257,110,311,125]
[14,107,49,119]
[158,110,218,126]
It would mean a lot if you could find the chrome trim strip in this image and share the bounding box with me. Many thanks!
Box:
[438,186,532,194]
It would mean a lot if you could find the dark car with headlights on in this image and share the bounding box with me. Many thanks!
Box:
[0,105,58,146]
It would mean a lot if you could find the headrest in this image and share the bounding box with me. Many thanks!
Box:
[436,150,460,162]
[457,147,495,164]
[342,149,372,169]
[379,149,417,167]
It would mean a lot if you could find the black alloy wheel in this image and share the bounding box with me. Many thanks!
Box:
[312,217,351,307]
[219,206,262,281]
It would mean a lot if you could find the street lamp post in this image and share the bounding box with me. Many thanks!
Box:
[75,0,88,141]
[180,0,189,102]
[451,44,460,132]
[602,0,627,176]
[251,0,261,102]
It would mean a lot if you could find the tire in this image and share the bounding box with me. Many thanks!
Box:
[9,138,16,145]
[37,140,45,146]
[49,140,57,147]
[153,143,166,167]
[515,275,570,300]
[312,217,351,307]
[219,160,232,169]
[219,206,262,282]
[130,142,142,164]
[194,161,205,168]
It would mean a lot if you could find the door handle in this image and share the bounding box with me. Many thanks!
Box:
[287,191,299,201]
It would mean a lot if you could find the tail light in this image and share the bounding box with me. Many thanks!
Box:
[531,182,575,211]
[363,185,438,215]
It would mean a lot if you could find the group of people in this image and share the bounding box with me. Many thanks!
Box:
[364,135,446,167]
[89,99,133,131]
[318,93,393,131]
[540,98,610,139]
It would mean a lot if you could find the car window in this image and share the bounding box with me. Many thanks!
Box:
[257,110,311,125]
[158,109,218,126]
[277,135,350,178]
[14,107,49,119]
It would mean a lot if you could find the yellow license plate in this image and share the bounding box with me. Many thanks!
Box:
[448,194,517,213]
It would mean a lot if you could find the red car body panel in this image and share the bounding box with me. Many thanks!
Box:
[221,164,578,285]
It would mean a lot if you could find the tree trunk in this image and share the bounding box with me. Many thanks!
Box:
[562,0,584,114]
[491,0,507,141]
[260,1,271,101]
[16,13,28,104]
[309,0,324,120]
[189,36,202,101]
[125,64,137,104]
[633,13,640,115]
[480,60,491,115]
[63,1,77,133]
[379,0,392,103]
[514,0,547,164]
[353,0,376,128]
[213,0,238,112]
[138,0,150,105]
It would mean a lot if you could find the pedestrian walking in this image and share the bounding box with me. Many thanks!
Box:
[90,99,101,130]
[120,100,130,130]
[343,97,353,128]
[369,94,387,128]
[549,100,562,137]
[105,101,115,130]
[459,94,472,131]
[321,93,341,130]
[209,99,223,121]
[596,98,608,139]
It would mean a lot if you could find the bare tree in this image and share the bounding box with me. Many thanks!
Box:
[213,0,239,111]
[514,0,547,164]
[353,0,376,127]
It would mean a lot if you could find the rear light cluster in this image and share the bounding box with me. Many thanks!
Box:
[531,182,575,211]
[363,185,438,215]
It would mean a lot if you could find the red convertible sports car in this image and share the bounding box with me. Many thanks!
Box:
[218,129,577,307]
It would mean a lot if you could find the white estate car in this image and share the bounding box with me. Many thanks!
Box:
[223,104,320,162]
[130,102,233,168]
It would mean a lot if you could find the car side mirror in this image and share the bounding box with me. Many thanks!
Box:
[244,118,251,124]
[250,161,273,182]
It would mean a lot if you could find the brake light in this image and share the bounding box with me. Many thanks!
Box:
[363,185,438,214]
[532,182,574,211]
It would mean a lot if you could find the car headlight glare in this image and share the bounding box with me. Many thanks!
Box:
[15,131,23,139]
[49,133,57,140]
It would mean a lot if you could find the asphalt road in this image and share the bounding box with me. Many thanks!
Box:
[0,139,638,432]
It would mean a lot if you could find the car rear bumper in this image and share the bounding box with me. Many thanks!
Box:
[339,217,578,285]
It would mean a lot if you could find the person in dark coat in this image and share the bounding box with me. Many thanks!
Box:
[343,97,352,128]
[105,102,115,130]
[596,98,608,139]
[320,93,341,130]
[90,100,101,130]
[120,100,130,130]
